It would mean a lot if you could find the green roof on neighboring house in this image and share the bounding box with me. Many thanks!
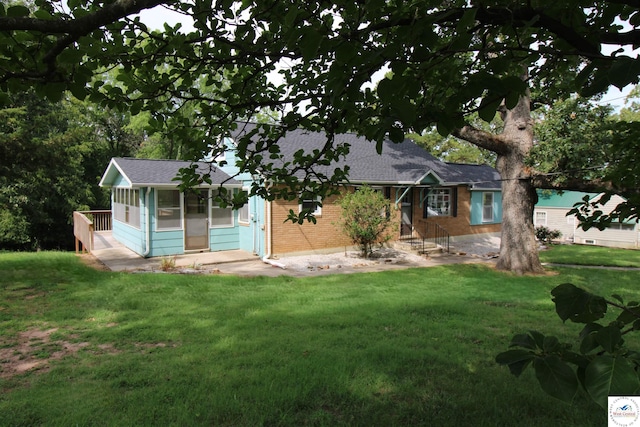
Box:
[536,190,598,208]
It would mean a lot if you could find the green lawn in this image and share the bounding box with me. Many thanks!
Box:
[539,244,640,268]
[1,251,637,426]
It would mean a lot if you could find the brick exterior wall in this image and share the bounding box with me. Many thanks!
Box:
[269,185,501,256]
[408,186,501,238]
[270,193,353,255]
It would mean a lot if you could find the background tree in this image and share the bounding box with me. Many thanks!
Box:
[0,90,142,250]
[529,92,640,230]
[1,1,640,273]
[529,96,614,189]
[408,113,499,164]
[0,91,95,250]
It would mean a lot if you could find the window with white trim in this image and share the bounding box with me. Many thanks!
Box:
[113,188,140,228]
[426,188,451,216]
[210,189,234,227]
[535,211,547,226]
[607,222,635,231]
[482,192,494,222]
[156,190,181,230]
[238,189,250,224]
[299,196,322,216]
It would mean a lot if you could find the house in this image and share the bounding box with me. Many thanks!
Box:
[98,158,254,257]
[98,125,503,258]
[534,190,639,248]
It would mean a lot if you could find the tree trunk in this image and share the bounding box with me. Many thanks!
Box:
[454,87,544,274]
[494,94,544,274]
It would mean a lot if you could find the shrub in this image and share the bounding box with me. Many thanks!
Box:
[535,225,562,243]
[336,186,396,258]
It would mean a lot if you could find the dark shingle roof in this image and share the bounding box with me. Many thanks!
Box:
[443,163,502,189]
[100,158,239,187]
[230,123,501,187]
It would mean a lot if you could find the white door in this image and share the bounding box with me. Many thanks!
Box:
[184,190,209,251]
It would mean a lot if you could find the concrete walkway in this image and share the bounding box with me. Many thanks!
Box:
[87,231,496,277]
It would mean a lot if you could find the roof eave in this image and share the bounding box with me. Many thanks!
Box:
[98,158,132,188]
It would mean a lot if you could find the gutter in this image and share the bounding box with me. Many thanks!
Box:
[261,184,286,269]
[142,187,151,257]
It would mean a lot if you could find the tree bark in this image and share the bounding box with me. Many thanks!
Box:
[494,94,544,274]
[454,90,544,274]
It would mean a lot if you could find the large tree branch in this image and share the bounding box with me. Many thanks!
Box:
[0,0,168,34]
[532,173,640,197]
[452,125,510,155]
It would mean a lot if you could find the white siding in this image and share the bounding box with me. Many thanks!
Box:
[533,207,577,242]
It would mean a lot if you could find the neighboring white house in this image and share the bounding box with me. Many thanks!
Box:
[534,191,639,249]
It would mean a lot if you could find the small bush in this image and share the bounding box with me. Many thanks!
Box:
[535,226,562,244]
[336,186,397,258]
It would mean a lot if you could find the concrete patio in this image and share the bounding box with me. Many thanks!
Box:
[90,231,259,272]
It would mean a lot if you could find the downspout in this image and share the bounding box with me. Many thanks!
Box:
[261,185,286,269]
[142,187,151,257]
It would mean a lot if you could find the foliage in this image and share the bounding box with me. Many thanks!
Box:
[529,97,614,186]
[336,186,396,258]
[0,91,96,250]
[530,93,640,231]
[407,113,500,164]
[1,1,638,195]
[0,90,147,250]
[497,283,640,409]
[535,226,562,244]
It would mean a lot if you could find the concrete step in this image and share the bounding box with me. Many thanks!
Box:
[393,240,444,256]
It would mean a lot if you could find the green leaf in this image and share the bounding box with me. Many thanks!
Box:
[33,8,52,19]
[7,5,30,17]
[456,8,477,32]
[595,325,622,353]
[36,83,66,103]
[543,335,561,353]
[495,349,535,377]
[585,355,640,409]
[504,91,520,110]
[532,355,578,403]
[612,294,624,305]
[608,57,640,90]
[388,126,404,143]
[509,333,536,350]
[377,78,398,105]
[478,96,500,123]
[529,330,546,349]
[436,118,454,137]
[299,28,322,63]
[551,283,607,323]
[616,306,640,326]
[68,82,87,100]
[580,333,600,355]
